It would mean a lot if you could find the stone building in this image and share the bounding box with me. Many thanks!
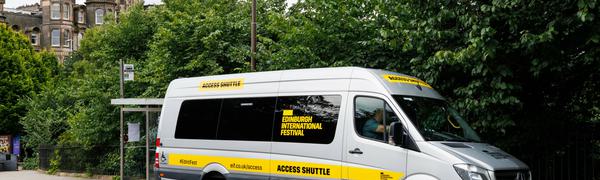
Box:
[0,0,142,62]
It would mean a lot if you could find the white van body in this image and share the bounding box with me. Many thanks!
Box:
[155,67,530,180]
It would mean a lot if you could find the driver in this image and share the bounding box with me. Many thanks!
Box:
[362,109,385,140]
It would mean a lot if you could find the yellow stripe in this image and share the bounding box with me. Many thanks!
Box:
[169,154,269,174]
[168,154,404,179]
[346,166,403,180]
[383,74,433,89]
[271,159,341,178]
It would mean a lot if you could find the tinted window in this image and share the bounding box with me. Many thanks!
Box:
[273,95,341,144]
[175,99,222,139]
[354,96,400,143]
[217,97,276,141]
[393,95,481,142]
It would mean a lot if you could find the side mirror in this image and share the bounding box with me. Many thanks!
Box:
[389,122,405,146]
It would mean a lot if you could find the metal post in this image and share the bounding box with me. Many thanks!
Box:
[145,105,149,180]
[250,0,257,71]
[119,59,124,179]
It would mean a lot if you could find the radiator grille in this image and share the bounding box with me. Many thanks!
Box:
[494,170,530,180]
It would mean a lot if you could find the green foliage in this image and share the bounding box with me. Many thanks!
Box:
[22,155,39,170]
[0,23,57,134]
[0,23,34,134]
[79,4,157,66]
[382,0,600,153]
[18,0,599,178]
[20,80,73,149]
[98,150,120,175]
[142,0,253,96]
[48,149,61,175]
[28,51,61,92]
[62,63,120,147]
[19,4,157,174]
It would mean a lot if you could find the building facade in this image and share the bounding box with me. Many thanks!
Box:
[0,0,141,62]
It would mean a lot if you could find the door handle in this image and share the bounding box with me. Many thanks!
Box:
[349,148,363,154]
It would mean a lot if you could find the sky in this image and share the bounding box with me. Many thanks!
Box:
[4,0,298,8]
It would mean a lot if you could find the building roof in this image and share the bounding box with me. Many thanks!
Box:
[4,8,33,15]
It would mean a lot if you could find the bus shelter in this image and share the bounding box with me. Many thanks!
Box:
[111,98,163,180]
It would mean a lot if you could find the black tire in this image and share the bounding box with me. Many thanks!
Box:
[202,171,226,180]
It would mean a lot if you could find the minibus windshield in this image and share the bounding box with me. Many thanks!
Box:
[393,95,481,142]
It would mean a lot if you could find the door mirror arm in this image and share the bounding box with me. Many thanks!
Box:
[390,122,420,152]
[389,122,404,146]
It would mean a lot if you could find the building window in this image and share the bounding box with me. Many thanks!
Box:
[31,33,38,45]
[51,3,60,20]
[63,3,70,20]
[78,10,84,23]
[51,29,60,47]
[64,30,71,47]
[95,9,104,24]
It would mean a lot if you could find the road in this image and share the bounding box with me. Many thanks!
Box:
[0,170,95,179]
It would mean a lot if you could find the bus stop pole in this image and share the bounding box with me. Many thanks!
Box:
[146,105,150,180]
[119,59,124,179]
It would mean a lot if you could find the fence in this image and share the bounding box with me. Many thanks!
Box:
[526,146,599,180]
[518,122,599,180]
[37,109,160,179]
[39,144,156,179]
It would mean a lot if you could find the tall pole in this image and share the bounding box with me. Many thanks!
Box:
[119,59,124,179]
[250,0,257,71]
[145,105,149,180]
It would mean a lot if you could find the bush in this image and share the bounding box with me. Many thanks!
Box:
[22,155,39,170]
[47,149,61,175]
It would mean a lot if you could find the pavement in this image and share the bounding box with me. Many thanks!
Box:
[0,170,95,180]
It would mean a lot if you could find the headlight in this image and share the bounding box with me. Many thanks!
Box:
[453,164,492,180]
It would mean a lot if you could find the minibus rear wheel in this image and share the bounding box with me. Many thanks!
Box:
[202,171,226,180]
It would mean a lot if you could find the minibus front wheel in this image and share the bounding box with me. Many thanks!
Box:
[202,171,226,180]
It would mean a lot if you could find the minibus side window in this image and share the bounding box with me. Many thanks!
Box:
[354,97,400,144]
[175,99,222,139]
[273,95,341,144]
[216,97,277,141]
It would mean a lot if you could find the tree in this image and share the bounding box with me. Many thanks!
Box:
[22,4,158,148]
[376,1,599,178]
[0,23,47,134]
[19,1,598,178]
[142,0,253,97]
[20,80,73,149]
[20,5,160,174]
[260,0,398,70]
